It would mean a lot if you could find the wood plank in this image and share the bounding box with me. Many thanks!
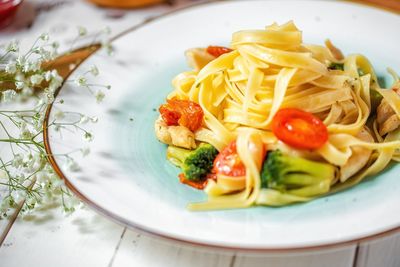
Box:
[0,207,124,267]
[111,229,234,267]
[356,233,400,267]
[112,229,357,267]
[232,246,356,267]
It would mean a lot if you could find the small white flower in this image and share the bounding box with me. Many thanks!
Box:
[44,70,52,81]
[16,55,25,66]
[39,48,51,61]
[19,122,33,139]
[95,90,105,103]
[83,132,93,142]
[81,147,90,157]
[22,61,31,73]
[6,40,19,52]
[30,60,42,72]
[54,110,65,120]
[90,65,99,76]
[2,90,16,102]
[63,158,80,172]
[40,33,49,41]
[79,115,89,124]
[5,61,17,74]
[15,81,25,90]
[30,74,44,85]
[75,75,87,87]
[78,26,87,36]
[12,154,24,168]
[90,116,98,123]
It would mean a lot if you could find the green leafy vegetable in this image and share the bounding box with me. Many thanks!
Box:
[260,150,336,197]
[167,143,218,181]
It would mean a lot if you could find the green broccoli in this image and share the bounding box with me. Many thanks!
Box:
[166,143,218,181]
[260,150,336,197]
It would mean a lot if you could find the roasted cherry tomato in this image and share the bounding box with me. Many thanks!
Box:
[179,173,208,190]
[206,46,233,58]
[272,108,328,150]
[212,140,246,177]
[159,98,203,132]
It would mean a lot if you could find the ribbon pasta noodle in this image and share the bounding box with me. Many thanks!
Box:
[155,21,400,211]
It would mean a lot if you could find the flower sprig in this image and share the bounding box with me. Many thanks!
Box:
[0,27,112,218]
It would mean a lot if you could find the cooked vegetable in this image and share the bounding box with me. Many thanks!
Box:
[167,143,219,182]
[328,62,344,71]
[206,45,233,58]
[159,98,204,132]
[154,117,196,149]
[271,108,328,150]
[212,140,246,177]
[260,150,336,197]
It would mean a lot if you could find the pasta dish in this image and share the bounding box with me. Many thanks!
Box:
[154,21,400,211]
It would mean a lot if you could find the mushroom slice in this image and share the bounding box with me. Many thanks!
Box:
[340,128,374,182]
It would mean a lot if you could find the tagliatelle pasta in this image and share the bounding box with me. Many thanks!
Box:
[155,21,400,211]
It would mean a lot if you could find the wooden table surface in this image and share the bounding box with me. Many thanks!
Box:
[1,0,400,266]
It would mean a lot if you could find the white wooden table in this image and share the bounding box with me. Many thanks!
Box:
[1,1,400,266]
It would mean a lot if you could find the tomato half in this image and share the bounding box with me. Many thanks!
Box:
[212,140,246,177]
[271,108,328,150]
[206,46,233,58]
[159,98,203,132]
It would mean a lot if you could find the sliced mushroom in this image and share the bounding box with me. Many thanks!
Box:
[154,116,196,149]
[185,48,215,71]
[339,128,374,182]
[377,87,400,136]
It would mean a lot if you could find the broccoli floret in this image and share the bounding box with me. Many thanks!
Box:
[328,62,344,71]
[261,150,336,197]
[166,143,218,181]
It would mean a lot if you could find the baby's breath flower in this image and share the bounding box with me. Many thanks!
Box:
[5,61,17,74]
[79,115,89,124]
[30,74,44,85]
[15,81,25,90]
[90,65,99,76]
[75,75,87,87]
[90,116,98,123]
[6,40,19,52]
[54,110,65,120]
[2,89,17,102]
[81,147,90,157]
[40,33,49,41]
[19,122,33,139]
[78,26,87,36]
[83,132,93,142]
[95,90,105,103]
[12,154,24,168]
[63,158,80,172]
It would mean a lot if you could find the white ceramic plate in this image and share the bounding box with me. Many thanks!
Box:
[45,0,400,251]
